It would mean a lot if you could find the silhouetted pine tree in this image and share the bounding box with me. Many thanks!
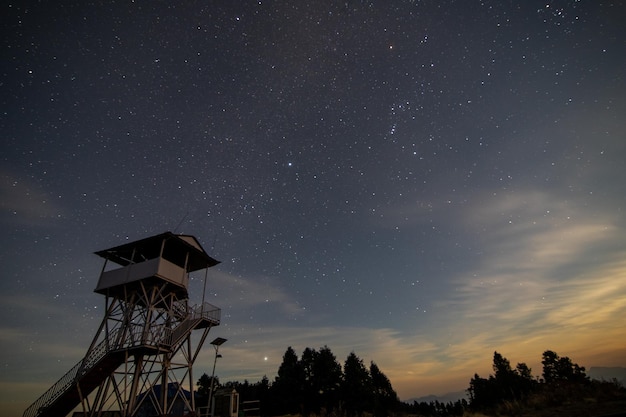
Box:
[235,346,401,417]
[315,346,343,415]
[541,350,588,384]
[370,361,398,417]
[271,346,303,414]
[196,373,220,407]
[342,352,372,417]
[468,351,537,409]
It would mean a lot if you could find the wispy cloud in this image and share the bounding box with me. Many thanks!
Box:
[0,171,65,226]
[0,295,96,367]
[429,188,626,375]
[202,269,306,317]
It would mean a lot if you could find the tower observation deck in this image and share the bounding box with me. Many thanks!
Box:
[23,232,222,417]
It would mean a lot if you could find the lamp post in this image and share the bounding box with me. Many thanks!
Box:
[207,337,227,417]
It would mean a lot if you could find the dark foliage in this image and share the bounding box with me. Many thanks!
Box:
[466,349,623,415]
[196,373,220,407]
[342,352,373,417]
[541,349,588,385]
[467,351,539,409]
[401,398,468,416]
[263,346,400,417]
[223,377,271,416]
[370,361,400,417]
[468,352,536,409]
[272,346,303,414]
[310,346,343,415]
[199,347,621,417]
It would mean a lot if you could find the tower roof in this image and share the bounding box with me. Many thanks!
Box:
[94,231,220,272]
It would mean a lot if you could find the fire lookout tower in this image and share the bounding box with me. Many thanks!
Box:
[23,232,222,417]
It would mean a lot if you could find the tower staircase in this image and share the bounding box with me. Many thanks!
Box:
[23,302,220,417]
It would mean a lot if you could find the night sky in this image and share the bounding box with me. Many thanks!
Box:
[2,1,626,415]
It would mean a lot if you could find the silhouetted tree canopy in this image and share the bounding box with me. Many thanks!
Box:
[541,349,588,384]
[313,346,343,415]
[468,351,538,409]
[196,373,220,407]
[266,346,398,417]
[272,346,303,414]
[200,346,614,417]
[465,349,610,414]
[370,361,399,417]
[342,352,373,417]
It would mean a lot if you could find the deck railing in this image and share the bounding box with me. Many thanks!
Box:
[168,302,221,346]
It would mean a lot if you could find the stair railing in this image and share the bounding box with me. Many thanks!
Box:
[23,303,220,417]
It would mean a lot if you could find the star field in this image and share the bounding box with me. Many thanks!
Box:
[2,1,626,415]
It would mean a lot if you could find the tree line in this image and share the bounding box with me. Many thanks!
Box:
[198,347,624,417]
[199,345,399,417]
[466,349,591,412]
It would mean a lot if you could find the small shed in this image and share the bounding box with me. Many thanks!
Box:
[198,388,239,417]
[214,388,239,417]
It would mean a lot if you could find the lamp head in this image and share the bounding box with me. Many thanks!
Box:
[210,337,227,346]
